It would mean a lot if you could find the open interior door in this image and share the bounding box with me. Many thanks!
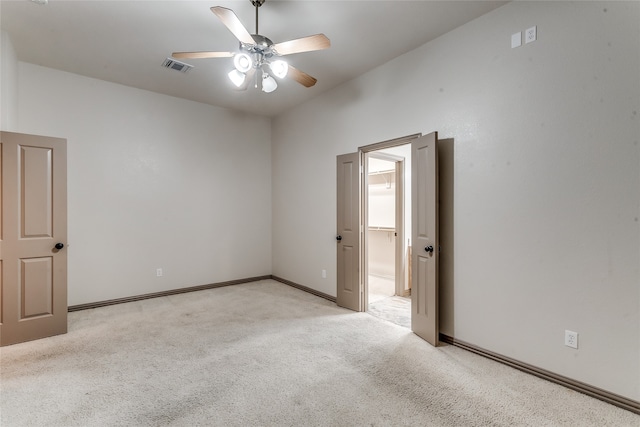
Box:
[0,132,68,346]
[336,152,362,311]
[411,132,439,346]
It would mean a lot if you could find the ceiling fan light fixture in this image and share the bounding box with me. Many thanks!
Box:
[262,72,277,93]
[270,60,288,79]
[228,69,246,87]
[172,2,328,93]
[233,53,252,73]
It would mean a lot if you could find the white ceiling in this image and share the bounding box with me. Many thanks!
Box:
[1,0,506,117]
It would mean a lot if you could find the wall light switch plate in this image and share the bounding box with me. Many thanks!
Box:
[525,26,537,44]
[511,32,522,48]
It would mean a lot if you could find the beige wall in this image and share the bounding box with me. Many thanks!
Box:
[16,62,272,306]
[367,230,395,279]
[0,30,18,131]
[272,1,640,400]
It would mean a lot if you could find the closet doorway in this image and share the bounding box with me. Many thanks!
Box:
[337,131,439,345]
[364,145,411,328]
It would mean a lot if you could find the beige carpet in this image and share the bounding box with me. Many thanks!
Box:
[1,280,637,426]
[368,296,411,329]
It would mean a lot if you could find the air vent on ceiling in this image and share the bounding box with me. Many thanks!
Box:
[161,58,193,73]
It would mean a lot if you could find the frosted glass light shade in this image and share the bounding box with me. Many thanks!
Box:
[270,60,288,79]
[262,73,277,93]
[228,69,245,87]
[233,53,252,73]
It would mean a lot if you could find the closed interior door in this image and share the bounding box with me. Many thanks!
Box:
[336,152,362,311]
[0,131,68,346]
[411,132,439,346]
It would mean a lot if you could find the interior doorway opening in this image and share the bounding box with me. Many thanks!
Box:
[337,131,439,345]
[364,145,412,329]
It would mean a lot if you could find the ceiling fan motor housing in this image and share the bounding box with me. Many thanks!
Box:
[245,35,274,53]
[241,35,277,68]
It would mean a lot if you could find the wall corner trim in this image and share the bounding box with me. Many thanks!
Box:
[271,276,337,303]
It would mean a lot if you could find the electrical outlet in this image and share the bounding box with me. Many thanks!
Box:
[156,268,163,277]
[525,26,537,44]
[565,330,578,349]
[321,269,327,279]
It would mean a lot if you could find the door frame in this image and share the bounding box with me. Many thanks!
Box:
[364,151,405,307]
[360,134,421,309]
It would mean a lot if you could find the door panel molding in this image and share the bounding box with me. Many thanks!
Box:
[20,145,54,239]
[20,257,54,319]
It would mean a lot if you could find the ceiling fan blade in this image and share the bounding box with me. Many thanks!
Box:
[211,6,255,45]
[172,51,234,59]
[288,65,318,88]
[273,34,330,56]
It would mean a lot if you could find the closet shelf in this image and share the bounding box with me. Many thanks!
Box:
[368,226,395,232]
[368,169,395,176]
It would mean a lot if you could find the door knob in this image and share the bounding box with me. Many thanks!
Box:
[425,245,434,254]
[54,243,64,250]
[336,235,342,241]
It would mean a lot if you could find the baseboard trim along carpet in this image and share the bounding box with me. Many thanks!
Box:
[67,275,272,312]
[439,334,640,415]
[271,276,337,303]
[68,275,335,312]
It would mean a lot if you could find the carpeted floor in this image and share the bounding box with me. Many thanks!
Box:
[0,280,637,426]
[368,295,411,329]
[367,274,411,329]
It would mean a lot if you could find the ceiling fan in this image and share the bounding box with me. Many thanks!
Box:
[171,0,330,93]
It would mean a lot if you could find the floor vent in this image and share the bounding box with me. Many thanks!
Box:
[161,58,193,73]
